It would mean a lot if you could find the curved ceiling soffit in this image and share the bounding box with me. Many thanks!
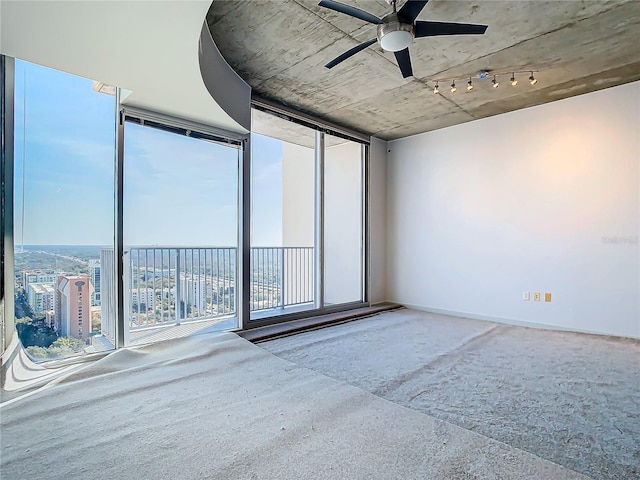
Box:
[0,1,247,134]
[199,21,252,132]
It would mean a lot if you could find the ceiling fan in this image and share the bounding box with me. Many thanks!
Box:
[319,0,488,78]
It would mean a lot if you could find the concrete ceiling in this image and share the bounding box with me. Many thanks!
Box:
[207,0,640,140]
[252,108,351,148]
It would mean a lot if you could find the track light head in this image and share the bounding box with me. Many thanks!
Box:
[440,70,538,95]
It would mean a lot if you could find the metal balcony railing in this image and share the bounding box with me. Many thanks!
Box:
[250,247,314,312]
[126,246,313,330]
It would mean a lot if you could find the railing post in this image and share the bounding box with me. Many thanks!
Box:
[280,248,285,308]
[175,248,181,325]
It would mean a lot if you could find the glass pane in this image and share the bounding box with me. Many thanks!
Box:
[123,122,239,345]
[13,60,116,361]
[324,136,364,305]
[250,109,316,320]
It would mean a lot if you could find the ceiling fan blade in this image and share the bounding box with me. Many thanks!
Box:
[414,21,488,37]
[394,48,413,78]
[398,0,429,23]
[318,0,383,24]
[325,38,377,69]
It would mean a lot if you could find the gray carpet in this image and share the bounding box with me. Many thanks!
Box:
[261,309,640,480]
[1,331,586,479]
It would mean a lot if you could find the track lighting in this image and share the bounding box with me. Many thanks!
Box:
[428,70,538,94]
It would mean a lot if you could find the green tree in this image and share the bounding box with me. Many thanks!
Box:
[50,337,85,351]
[25,336,86,361]
[91,312,101,332]
[25,346,49,359]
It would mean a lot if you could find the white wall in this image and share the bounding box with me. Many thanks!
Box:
[282,142,315,247]
[369,137,388,304]
[324,142,364,305]
[282,138,386,306]
[387,82,640,338]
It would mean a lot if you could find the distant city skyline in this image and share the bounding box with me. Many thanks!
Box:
[13,59,284,247]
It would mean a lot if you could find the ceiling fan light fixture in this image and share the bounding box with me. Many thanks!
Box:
[318,0,488,77]
[378,20,414,52]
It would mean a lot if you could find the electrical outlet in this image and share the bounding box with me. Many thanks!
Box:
[545,292,552,302]
[523,291,530,301]
[533,292,541,302]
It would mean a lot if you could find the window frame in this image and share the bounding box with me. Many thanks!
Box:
[1,54,370,356]
[246,102,370,329]
[118,107,248,342]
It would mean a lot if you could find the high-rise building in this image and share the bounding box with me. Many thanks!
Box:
[180,275,206,312]
[100,248,116,345]
[23,269,58,291]
[27,283,56,315]
[45,310,56,329]
[55,274,92,342]
[88,259,101,306]
[131,288,155,309]
[100,247,131,346]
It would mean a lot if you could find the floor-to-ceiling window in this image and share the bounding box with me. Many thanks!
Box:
[250,109,316,319]
[2,55,368,359]
[324,135,364,306]
[123,116,241,345]
[249,106,367,324]
[12,59,116,360]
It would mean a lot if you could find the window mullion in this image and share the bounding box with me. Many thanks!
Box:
[115,99,126,348]
[314,130,324,310]
[1,55,16,353]
[239,136,251,330]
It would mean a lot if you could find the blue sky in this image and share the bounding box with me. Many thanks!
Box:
[13,60,283,247]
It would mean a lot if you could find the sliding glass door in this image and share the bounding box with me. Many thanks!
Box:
[250,109,316,319]
[324,135,364,306]
[249,107,367,324]
[123,119,240,345]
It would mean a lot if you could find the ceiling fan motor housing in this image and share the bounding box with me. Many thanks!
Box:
[377,13,415,52]
[318,0,488,78]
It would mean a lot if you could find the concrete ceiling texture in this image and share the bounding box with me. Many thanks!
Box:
[207,0,640,140]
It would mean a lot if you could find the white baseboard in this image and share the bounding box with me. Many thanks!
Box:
[400,303,640,340]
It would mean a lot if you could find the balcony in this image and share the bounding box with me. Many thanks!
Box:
[98,246,314,347]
